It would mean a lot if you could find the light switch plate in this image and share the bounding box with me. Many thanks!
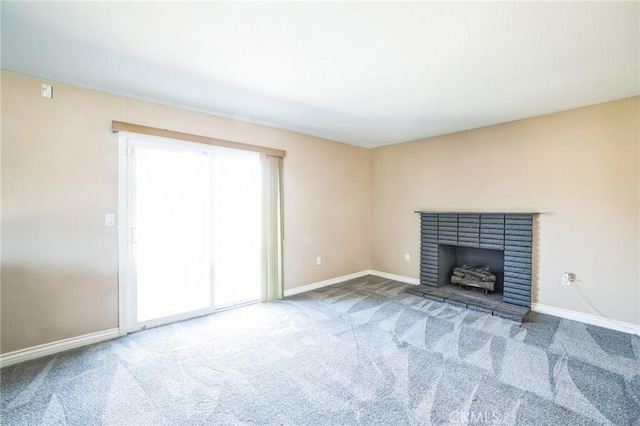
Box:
[41,84,52,98]
[105,214,116,227]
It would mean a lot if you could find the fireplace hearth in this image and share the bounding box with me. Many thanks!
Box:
[408,212,535,322]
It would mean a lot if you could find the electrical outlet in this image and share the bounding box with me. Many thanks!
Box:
[405,253,410,261]
[561,272,574,286]
[316,256,322,265]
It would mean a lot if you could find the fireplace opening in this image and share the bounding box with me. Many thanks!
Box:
[437,244,504,297]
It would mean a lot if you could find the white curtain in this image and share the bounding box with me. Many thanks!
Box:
[262,155,283,301]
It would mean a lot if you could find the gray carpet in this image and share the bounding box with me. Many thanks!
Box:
[2,275,639,425]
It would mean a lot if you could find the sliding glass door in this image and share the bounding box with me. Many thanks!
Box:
[127,138,261,331]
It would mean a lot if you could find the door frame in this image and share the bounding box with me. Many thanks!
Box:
[118,132,132,335]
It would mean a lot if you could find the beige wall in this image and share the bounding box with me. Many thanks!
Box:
[1,72,371,353]
[2,70,638,354]
[371,97,640,326]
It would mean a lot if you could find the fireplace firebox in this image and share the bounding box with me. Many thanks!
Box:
[438,245,504,294]
[408,212,535,322]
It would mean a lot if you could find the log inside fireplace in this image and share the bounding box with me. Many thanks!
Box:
[451,265,496,293]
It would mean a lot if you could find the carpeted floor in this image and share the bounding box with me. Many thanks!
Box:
[2,275,639,425]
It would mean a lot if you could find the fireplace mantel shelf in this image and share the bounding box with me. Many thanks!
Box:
[415,210,540,215]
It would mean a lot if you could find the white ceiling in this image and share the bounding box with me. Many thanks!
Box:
[2,2,638,148]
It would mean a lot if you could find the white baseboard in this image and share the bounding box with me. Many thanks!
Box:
[284,269,419,297]
[531,303,640,336]
[367,270,420,285]
[0,328,120,368]
[284,270,371,296]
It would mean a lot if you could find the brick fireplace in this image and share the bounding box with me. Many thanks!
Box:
[408,212,534,321]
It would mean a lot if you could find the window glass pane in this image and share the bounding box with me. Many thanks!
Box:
[134,147,211,321]
[212,149,262,308]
